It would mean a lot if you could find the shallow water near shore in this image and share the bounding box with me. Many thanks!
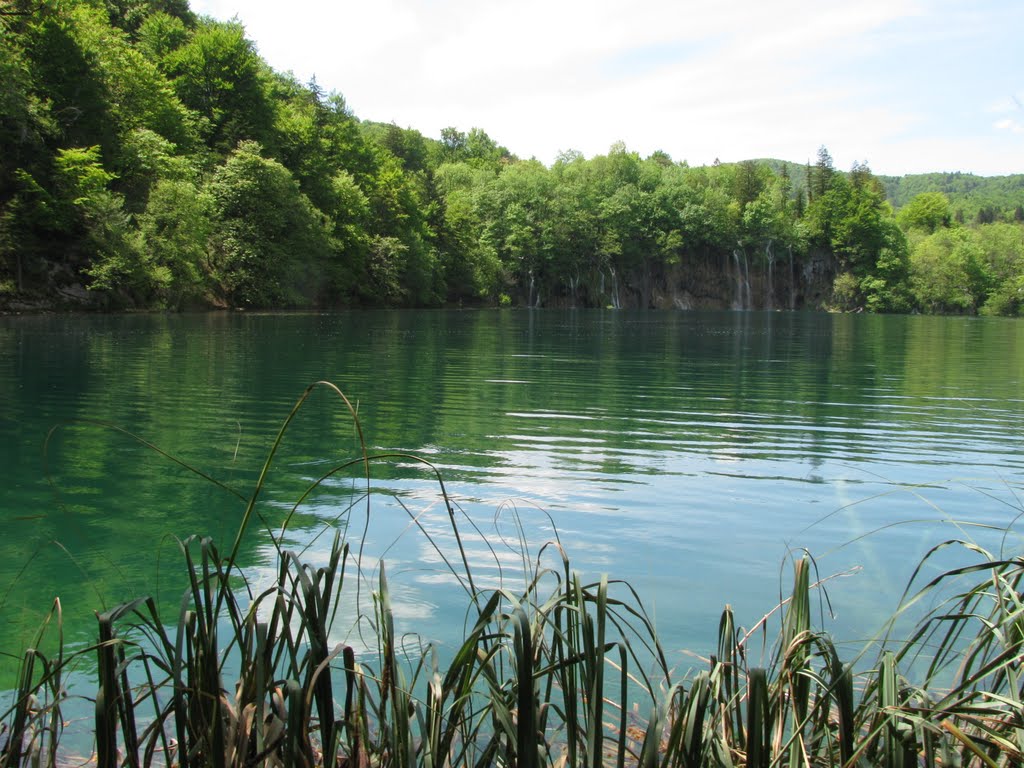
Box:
[1,309,1022,691]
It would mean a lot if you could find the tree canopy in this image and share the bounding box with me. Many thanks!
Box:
[1,0,1022,315]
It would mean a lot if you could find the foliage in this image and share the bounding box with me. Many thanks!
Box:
[896,191,952,233]
[135,10,190,61]
[803,162,914,311]
[908,222,1024,315]
[909,228,988,313]
[69,3,197,152]
[135,177,213,307]
[976,223,1024,316]
[881,171,1024,224]
[207,141,331,307]
[0,0,1018,313]
[831,271,860,311]
[164,17,273,153]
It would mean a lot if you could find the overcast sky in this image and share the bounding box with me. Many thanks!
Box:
[188,0,1022,177]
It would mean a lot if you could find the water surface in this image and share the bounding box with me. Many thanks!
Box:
[1,309,1022,684]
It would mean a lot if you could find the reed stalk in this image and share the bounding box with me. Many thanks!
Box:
[2,382,1023,767]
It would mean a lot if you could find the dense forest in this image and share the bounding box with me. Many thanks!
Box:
[2,0,1023,315]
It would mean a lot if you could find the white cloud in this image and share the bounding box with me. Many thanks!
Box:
[188,0,1023,175]
[989,92,1024,116]
[994,118,1024,136]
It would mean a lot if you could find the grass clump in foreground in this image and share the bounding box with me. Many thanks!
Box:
[2,381,1024,767]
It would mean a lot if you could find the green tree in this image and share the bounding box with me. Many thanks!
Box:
[166,18,274,153]
[102,0,194,35]
[896,191,952,233]
[22,4,116,153]
[976,223,1024,316]
[116,127,195,211]
[0,23,57,292]
[208,140,331,307]
[0,18,54,177]
[363,149,440,305]
[807,162,910,311]
[1,171,59,293]
[734,159,767,208]
[319,169,370,301]
[438,127,467,163]
[135,178,214,307]
[70,3,197,152]
[547,152,601,304]
[433,161,501,301]
[909,228,988,313]
[54,146,143,303]
[810,145,834,201]
[136,10,189,62]
[739,179,799,307]
[371,123,431,174]
[465,127,513,170]
[860,218,911,312]
[476,159,553,305]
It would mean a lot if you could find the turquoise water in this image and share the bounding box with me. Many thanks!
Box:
[1,309,1022,687]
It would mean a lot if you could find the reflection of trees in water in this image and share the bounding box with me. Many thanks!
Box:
[2,310,1022,687]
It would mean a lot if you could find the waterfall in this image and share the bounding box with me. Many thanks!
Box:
[744,252,752,309]
[732,249,751,310]
[764,239,774,311]
[732,250,742,309]
[610,267,621,309]
[527,270,535,308]
[786,243,794,309]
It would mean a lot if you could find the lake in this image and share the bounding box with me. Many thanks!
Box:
[1,309,1022,689]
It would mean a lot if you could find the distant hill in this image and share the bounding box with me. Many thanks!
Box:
[756,159,811,193]
[753,160,1024,222]
[876,172,1024,222]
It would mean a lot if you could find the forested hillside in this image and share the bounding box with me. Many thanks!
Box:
[880,172,1024,224]
[2,0,1023,314]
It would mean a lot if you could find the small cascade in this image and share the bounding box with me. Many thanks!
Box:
[786,243,794,309]
[732,249,752,310]
[527,270,535,308]
[764,239,775,311]
[744,252,752,309]
[610,267,621,309]
[732,250,742,309]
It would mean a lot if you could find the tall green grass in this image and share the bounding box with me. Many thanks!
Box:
[2,381,1023,766]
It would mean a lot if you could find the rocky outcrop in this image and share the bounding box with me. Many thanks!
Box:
[546,249,838,311]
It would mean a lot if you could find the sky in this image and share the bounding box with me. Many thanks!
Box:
[187,0,1023,177]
